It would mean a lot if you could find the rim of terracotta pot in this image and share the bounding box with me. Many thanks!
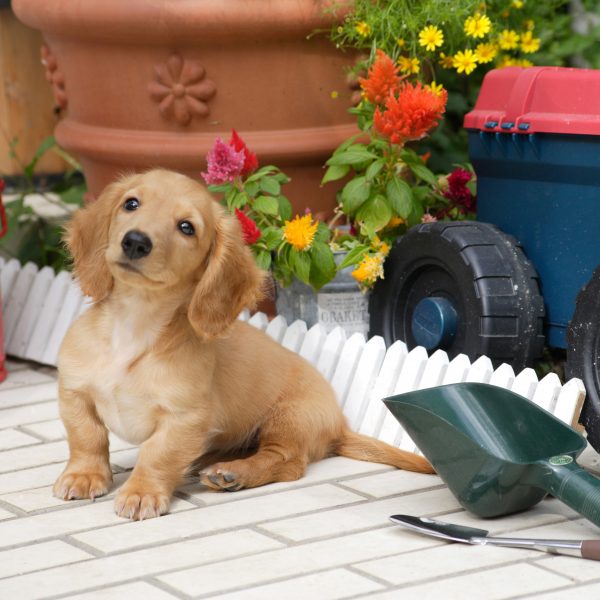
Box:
[12,0,353,43]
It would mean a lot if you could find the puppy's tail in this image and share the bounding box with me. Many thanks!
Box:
[334,429,435,474]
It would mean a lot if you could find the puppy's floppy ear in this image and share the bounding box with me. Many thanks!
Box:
[65,179,125,301]
[188,206,266,339]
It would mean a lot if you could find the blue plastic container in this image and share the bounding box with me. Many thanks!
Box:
[465,67,600,348]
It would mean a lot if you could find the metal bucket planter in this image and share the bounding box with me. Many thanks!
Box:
[275,253,370,337]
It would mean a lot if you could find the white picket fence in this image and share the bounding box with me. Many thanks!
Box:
[0,259,587,448]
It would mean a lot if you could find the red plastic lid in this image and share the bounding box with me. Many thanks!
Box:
[464,66,600,135]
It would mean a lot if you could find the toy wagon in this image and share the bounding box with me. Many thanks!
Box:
[370,66,600,450]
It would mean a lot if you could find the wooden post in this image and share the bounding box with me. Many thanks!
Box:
[0,8,66,176]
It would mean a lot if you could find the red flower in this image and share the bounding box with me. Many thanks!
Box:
[235,208,261,245]
[443,168,476,213]
[359,49,401,105]
[229,129,259,176]
[374,81,447,145]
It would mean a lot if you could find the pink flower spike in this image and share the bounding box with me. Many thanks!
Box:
[202,137,245,185]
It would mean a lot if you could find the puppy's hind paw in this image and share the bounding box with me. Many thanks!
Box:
[199,467,242,492]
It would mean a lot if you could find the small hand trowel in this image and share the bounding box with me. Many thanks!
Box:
[390,514,600,560]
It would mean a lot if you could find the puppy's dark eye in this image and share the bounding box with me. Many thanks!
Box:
[123,198,140,211]
[178,220,195,236]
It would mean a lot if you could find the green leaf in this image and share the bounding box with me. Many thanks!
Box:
[291,249,311,285]
[326,145,377,167]
[259,177,281,196]
[260,227,282,251]
[57,183,86,206]
[314,221,331,243]
[207,184,231,194]
[309,241,337,290]
[245,165,279,182]
[407,199,425,228]
[321,164,350,185]
[365,159,385,181]
[254,250,272,270]
[386,176,413,219]
[332,133,362,154]
[409,163,437,186]
[356,195,392,235]
[24,136,56,180]
[277,196,293,221]
[341,176,371,215]
[337,245,369,269]
[253,195,279,215]
[244,180,260,197]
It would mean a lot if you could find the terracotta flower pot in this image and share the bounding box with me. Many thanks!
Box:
[13,0,356,214]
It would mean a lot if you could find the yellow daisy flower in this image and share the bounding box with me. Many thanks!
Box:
[514,58,533,67]
[438,52,455,69]
[498,29,520,50]
[464,13,492,38]
[512,0,524,7]
[371,236,391,256]
[520,31,541,53]
[418,25,444,52]
[352,253,385,286]
[282,214,318,251]
[398,56,420,74]
[386,216,405,229]
[474,42,498,63]
[496,55,516,68]
[427,81,445,96]
[523,19,535,31]
[330,90,339,99]
[453,49,478,75]
[355,21,371,37]
[397,37,406,48]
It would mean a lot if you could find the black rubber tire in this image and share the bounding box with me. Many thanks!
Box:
[369,221,545,371]
[566,266,600,451]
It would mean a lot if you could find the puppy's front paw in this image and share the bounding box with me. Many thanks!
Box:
[114,482,171,520]
[53,469,112,501]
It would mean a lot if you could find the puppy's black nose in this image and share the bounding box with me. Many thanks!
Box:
[121,230,153,260]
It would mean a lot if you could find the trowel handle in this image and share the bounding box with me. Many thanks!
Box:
[542,460,600,529]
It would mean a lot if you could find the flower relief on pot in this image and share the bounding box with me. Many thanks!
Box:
[148,52,216,126]
[41,43,67,110]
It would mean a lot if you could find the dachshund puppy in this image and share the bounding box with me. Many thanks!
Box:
[54,169,433,520]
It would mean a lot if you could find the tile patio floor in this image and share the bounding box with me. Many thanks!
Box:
[1,359,600,600]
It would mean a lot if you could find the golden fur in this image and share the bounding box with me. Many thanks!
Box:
[54,169,433,520]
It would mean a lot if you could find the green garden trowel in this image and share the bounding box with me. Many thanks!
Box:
[383,382,600,527]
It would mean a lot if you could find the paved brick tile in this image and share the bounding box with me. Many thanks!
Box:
[0,370,55,392]
[260,487,461,542]
[0,402,59,430]
[68,581,181,599]
[0,540,92,578]
[354,540,538,585]
[214,568,384,600]
[157,527,436,596]
[0,507,16,520]
[0,494,195,549]
[534,552,600,583]
[73,483,364,553]
[0,428,40,451]
[531,582,600,599]
[364,564,570,600]
[0,529,282,600]
[0,439,68,473]
[0,462,64,495]
[0,472,130,512]
[0,382,58,409]
[341,469,443,498]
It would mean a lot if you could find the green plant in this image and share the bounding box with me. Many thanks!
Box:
[322,50,475,290]
[0,136,86,271]
[326,0,577,170]
[203,132,337,290]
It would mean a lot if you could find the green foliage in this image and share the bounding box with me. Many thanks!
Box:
[0,136,86,272]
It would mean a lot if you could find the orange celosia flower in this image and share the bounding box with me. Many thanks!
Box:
[359,50,401,105]
[373,82,448,145]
